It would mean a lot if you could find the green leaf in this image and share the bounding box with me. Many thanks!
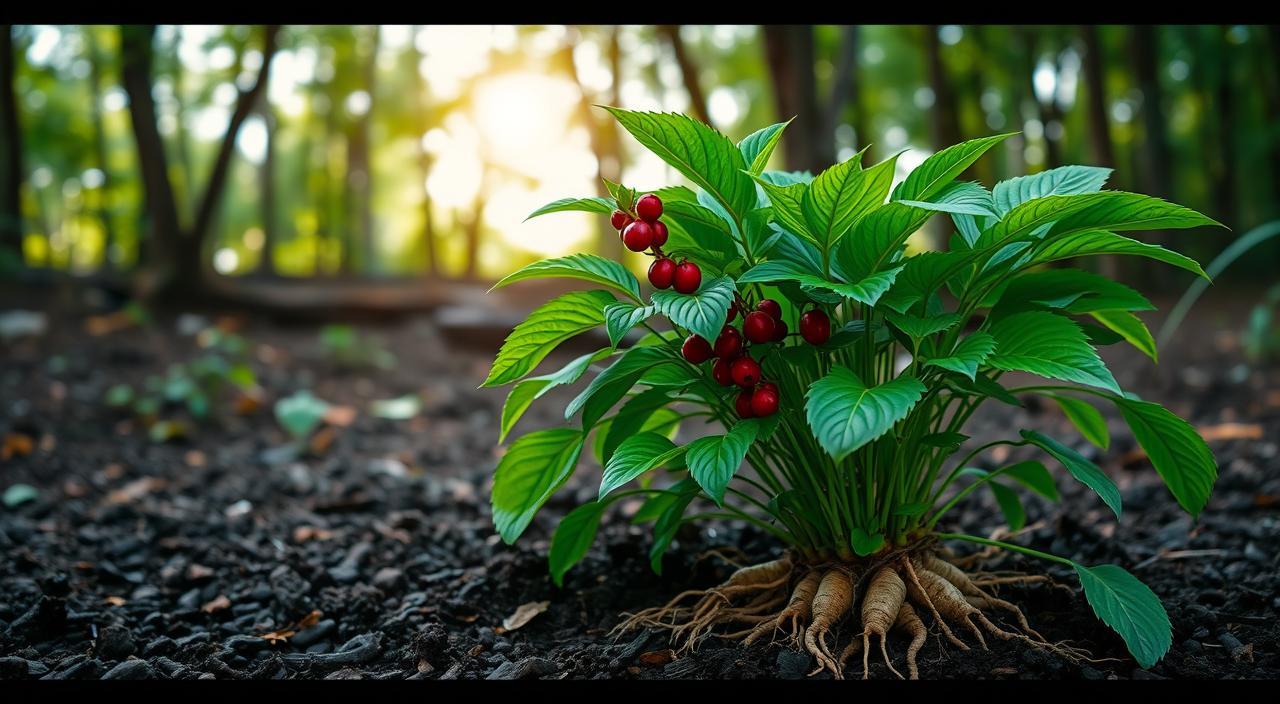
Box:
[492,428,585,543]
[850,527,886,557]
[549,501,605,587]
[738,260,901,307]
[892,133,1014,202]
[604,108,756,223]
[3,483,39,508]
[949,373,1022,407]
[988,480,1026,531]
[566,345,676,428]
[1073,563,1172,669]
[738,120,790,175]
[491,253,642,303]
[685,420,761,506]
[924,332,996,381]
[482,290,614,387]
[600,432,682,499]
[899,180,996,217]
[1003,460,1059,501]
[604,178,637,211]
[920,431,969,449]
[104,384,134,407]
[632,477,698,525]
[526,196,615,221]
[991,269,1154,320]
[1022,429,1122,519]
[601,387,674,462]
[650,481,700,574]
[992,165,1112,217]
[802,149,896,249]
[274,390,330,441]
[650,275,736,342]
[499,350,612,443]
[1046,192,1222,238]
[751,177,813,244]
[884,310,961,339]
[1090,310,1158,362]
[1113,398,1217,518]
[604,302,653,348]
[892,503,931,516]
[987,312,1121,394]
[758,169,813,186]
[1026,230,1208,279]
[837,203,934,280]
[1052,394,1110,450]
[976,193,1107,249]
[805,368,926,461]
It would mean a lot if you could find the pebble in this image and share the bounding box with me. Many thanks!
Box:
[290,619,335,648]
[94,624,136,660]
[142,636,178,658]
[486,656,558,680]
[101,659,154,680]
[1243,542,1267,563]
[225,634,268,652]
[372,567,404,591]
[0,656,49,677]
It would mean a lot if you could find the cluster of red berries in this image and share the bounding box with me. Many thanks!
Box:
[679,301,833,419]
[611,195,702,295]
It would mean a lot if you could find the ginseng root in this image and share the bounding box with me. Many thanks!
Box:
[859,566,906,680]
[803,568,856,679]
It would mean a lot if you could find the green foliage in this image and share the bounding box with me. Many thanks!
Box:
[319,324,397,371]
[486,110,1224,669]
[274,390,330,442]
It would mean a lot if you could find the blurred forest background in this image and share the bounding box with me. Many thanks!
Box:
[0,24,1276,303]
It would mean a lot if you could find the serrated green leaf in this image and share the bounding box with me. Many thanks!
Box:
[1046,192,1222,238]
[987,311,1121,394]
[604,302,653,348]
[992,165,1112,217]
[600,432,681,499]
[899,180,996,217]
[566,345,676,429]
[991,269,1154,321]
[893,133,1014,203]
[1051,394,1110,450]
[802,149,895,249]
[925,332,996,381]
[837,203,933,280]
[491,253,642,303]
[1026,230,1208,279]
[1113,398,1217,518]
[685,420,761,506]
[805,368,926,461]
[601,387,674,462]
[500,349,611,443]
[751,177,813,244]
[603,178,637,211]
[738,120,790,175]
[758,169,814,186]
[1074,563,1172,669]
[492,428,585,543]
[632,477,698,525]
[1090,310,1158,362]
[738,260,901,307]
[549,501,605,587]
[274,390,329,441]
[650,275,736,341]
[483,290,614,387]
[525,196,615,221]
[884,310,961,339]
[1022,429,1121,519]
[604,108,756,224]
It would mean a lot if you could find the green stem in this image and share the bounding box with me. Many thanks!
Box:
[934,532,1074,567]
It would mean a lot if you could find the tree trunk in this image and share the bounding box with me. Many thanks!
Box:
[347,25,378,275]
[409,26,439,277]
[169,26,196,218]
[1211,26,1237,231]
[1080,25,1115,169]
[827,25,869,162]
[0,25,25,271]
[1017,28,1062,170]
[462,189,485,281]
[1129,25,1172,200]
[258,91,278,276]
[560,30,621,261]
[762,25,829,173]
[923,25,962,152]
[120,24,182,282]
[85,27,118,271]
[657,25,710,127]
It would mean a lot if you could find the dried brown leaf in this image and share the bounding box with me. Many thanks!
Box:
[502,600,550,632]
[201,594,231,614]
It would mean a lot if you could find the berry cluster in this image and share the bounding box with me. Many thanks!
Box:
[612,195,702,294]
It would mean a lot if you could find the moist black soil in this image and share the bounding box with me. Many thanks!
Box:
[1,286,1277,680]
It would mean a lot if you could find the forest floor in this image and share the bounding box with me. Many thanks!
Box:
[1,283,1278,680]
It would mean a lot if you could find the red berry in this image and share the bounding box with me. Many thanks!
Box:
[735,389,756,418]
[750,387,779,417]
[610,209,632,231]
[636,194,663,222]
[799,309,831,345]
[730,356,761,387]
[681,334,714,363]
[622,221,654,252]
[772,319,788,342]
[711,357,734,386]
[673,261,701,294]
[725,305,738,325]
[713,325,742,360]
[743,311,777,344]
[756,299,782,321]
[758,381,779,395]
[650,220,668,247]
[648,258,676,289]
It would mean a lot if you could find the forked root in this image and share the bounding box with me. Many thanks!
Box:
[611,548,1102,678]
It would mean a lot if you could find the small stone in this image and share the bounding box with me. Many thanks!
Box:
[101,659,154,680]
[225,634,267,652]
[372,568,404,591]
[94,624,135,660]
[142,636,177,658]
[486,656,558,680]
[290,619,335,648]
[1243,542,1267,563]
[1081,666,1106,680]
[776,649,811,680]
[0,656,49,677]
[1182,639,1202,654]
[325,667,364,680]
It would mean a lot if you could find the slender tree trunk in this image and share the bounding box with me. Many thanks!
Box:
[462,183,485,281]
[169,26,196,218]
[1212,25,1237,230]
[1017,28,1061,170]
[762,25,829,173]
[258,92,277,276]
[347,25,378,275]
[120,25,182,281]
[827,25,868,162]
[0,25,24,271]
[85,27,118,271]
[1265,26,1280,221]
[1129,25,1172,199]
[409,25,438,276]
[657,25,710,127]
[1080,25,1115,169]
[560,31,621,261]
[924,25,962,152]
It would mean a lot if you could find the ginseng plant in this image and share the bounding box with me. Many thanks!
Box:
[484,109,1222,679]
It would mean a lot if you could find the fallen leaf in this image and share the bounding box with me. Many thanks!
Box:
[103,463,126,480]
[639,649,676,666]
[2,433,34,460]
[308,426,338,455]
[258,609,323,644]
[1196,423,1263,442]
[369,395,422,420]
[106,477,166,505]
[260,629,295,644]
[234,389,264,416]
[293,526,335,543]
[1253,494,1279,508]
[184,450,207,468]
[323,405,358,427]
[296,610,322,629]
[202,594,231,614]
[3,484,39,508]
[186,563,215,581]
[104,596,127,607]
[62,480,88,498]
[416,658,434,674]
[502,600,550,632]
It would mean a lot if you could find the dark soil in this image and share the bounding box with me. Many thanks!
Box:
[1,286,1277,680]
